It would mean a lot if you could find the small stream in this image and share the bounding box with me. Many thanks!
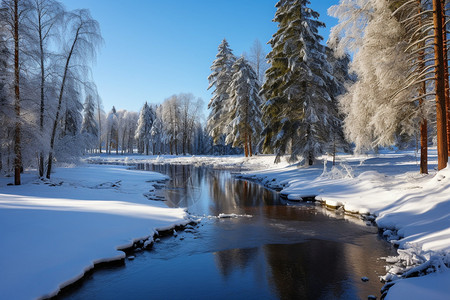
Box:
[62,164,395,300]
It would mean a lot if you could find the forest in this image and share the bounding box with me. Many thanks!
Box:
[2,0,450,185]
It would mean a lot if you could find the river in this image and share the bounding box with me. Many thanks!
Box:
[62,164,395,299]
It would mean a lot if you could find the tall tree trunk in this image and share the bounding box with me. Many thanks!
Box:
[248,133,253,157]
[97,101,102,153]
[13,0,21,185]
[433,0,448,170]
[38,10,45,178]
[418,1,428,174]
[441,0,450,158]
[420,100,428,174]
[47,27,81,178]
[244,133,249,157]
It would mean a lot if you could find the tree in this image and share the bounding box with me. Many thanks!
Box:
[178,93,203,155]
[46,9,101,178]
[325,46,351,164]
[226,56,263,157]
[261,0,336,165]
[135,102,154,155]
[248,39,267,84]
[161,96,180,155]
[28,0,63,177]
[207,39,236,145]
[0,24,11,174]
[106,106,118,154]
[80,94,98,151]
[1,0,33,184]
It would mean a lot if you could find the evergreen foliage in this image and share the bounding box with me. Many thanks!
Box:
[261,0,337,165]
[225,56,263,156]
[207,39,236,144]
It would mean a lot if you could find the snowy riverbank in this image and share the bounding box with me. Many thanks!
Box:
[0,164,189,300]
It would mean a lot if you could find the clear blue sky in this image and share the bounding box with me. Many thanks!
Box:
[61,0,340,114]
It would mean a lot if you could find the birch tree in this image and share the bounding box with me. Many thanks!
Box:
[28,0,62,177]
[46,9,101,178]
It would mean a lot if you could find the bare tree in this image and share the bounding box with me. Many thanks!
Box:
[46,9,101,178]
[1,0,32,185]
[248,39,267,84]
[28,0,63,177]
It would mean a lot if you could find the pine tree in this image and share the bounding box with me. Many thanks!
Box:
[81,94,98,151]
[225,56,263,157]
[135,102,155,155]
[261,0,336,165]
[207,39,236,145]
[106,106,118,154]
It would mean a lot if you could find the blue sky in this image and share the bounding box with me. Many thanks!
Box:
[61,0,340,115]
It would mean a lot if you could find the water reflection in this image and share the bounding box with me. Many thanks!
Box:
[63,164,395,300]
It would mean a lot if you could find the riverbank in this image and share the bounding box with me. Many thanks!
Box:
[0,164,189,300]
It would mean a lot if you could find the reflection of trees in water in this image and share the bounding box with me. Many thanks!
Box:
[136,164,202,208]
[213,247,259,278]
[264,241,349,300]
[207,173,279,215]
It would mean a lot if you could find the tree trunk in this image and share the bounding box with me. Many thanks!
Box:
[97,102,102,153]
[13,0,21,185]
[244,133,249,157]
[38,11,45,178]
[418,1,428,174]
[420,104,428,174]
[442,0,450,158]
[432,0,448,170]
[248,133,253,157]
[47,26,81,179]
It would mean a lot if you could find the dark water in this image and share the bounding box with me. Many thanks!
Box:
[63,164,395,300]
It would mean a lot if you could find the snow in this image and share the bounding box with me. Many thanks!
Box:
[385,269,450,300]
[2,149,450,299]
[0,164,188,300]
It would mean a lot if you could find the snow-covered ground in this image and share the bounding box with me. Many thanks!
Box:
[1,150,449,299]
[0,164,189,300]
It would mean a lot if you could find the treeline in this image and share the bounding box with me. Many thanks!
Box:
[88,93,212,157]
[0,0,101,185]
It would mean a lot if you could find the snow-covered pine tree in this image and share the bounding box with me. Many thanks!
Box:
[207,39,236,146]
[135,102,155,155]
[261,0,336,165]
[81,94,98,152]
[225,56,263,157]
[150,109,163,155]
[106,106,118,154]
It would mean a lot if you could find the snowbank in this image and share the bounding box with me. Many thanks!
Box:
[0,164,188,300]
